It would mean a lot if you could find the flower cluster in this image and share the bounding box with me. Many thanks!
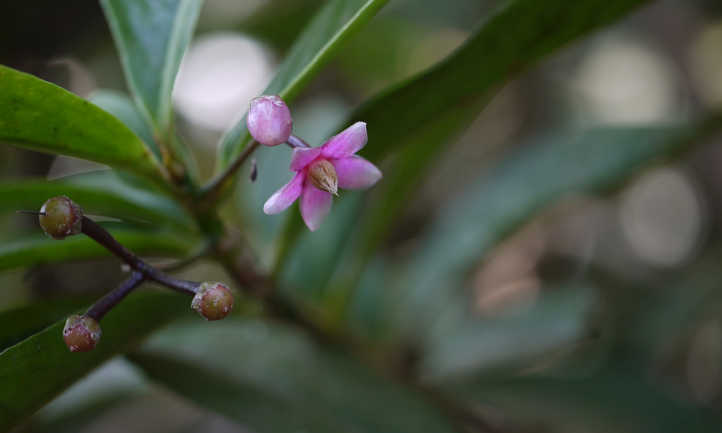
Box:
[247,95,382,231]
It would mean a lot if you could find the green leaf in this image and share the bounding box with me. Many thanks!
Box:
[420,288,594,381]
[0,66,167,182]
[356,0,653,164]
[88,90,159,161]
[391,121,721,341]
[0,173,195,232]
[273,0,653,279]
[0,292,190,431]
[0,298,90,352]
[130,319,456,433]
[458,369,719,433]
[0,229,195,272]
[100,0,203,135]
[216,0,389,170]
[236,0,322,52]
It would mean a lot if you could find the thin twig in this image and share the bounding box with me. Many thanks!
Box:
[86,271,145,320]
[200,140,261,205]
[81,216,198,296]
[154,242,213,272]
[286,134,311,148]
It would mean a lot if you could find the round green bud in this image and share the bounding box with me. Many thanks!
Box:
[39,196,83,239]
[63,315,102,352]
[191,282,234,321]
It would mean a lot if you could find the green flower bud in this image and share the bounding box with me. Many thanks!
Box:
[39,196,83,239]
[191,282,234,321]
[63,315,102,352]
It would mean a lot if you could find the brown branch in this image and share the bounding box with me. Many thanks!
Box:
[200,140,261,207]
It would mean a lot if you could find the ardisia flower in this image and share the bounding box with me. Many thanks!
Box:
[263,122,382,231]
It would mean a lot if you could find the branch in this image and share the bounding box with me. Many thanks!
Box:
[86,271,145,320]
[199,140,261,207]
[81,216,198,295]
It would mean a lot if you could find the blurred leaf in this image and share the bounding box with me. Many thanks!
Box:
[391,123,721,341]
[26,392,134,433]
[0,229,195,271]
[273,0,653,279]
[88,90,159,161]
[0,292,189,431]
[0,66,167,183]
[420,288,595,381]
[277,193,364,306]
[130,319,456,433]
[237,0,323,52]
[0,173,195,232]
[101,0,202,180]
[26,359,147,433]
[584,247,722,363]
[100,0,202,135]
[0,298,90,352]
[216,0,389,169]
[356,0,652,163]
[457,368,720,433]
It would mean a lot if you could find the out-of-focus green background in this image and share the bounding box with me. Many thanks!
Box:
[3,0,722,432]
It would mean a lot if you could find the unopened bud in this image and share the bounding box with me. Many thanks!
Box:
[191,282,234,321]
[63,315,102,352]
[247,95,293,146]
[39,196,83,240]
[308,159,338,195]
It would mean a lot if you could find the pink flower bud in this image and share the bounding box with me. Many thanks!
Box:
[63,315,102,352]
[191,282,234,321]
[247,95,293,146]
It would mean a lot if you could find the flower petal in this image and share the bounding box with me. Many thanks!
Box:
[289,147,322,171]
[300,181,332,231]
[321,122,367,159]
[263,172,304,214]
[332,156,382,189]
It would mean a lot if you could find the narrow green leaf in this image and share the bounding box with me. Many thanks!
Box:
[88,90,159,161]
[0,66,167,182]
[0,292,190,431]
[0,173,195,232]
[100,0,203,135]
[356,0,653,163]
[0,298,90,352]
[216,0,389,170]
[458,369,719,433]
[420,288,594,381]
[237,0,322,52]
[0,229,194,271]
[273,0,653,277]
[131,320,456,433]
[393,121,721,341]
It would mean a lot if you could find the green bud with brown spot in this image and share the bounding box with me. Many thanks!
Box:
[63,314,102,352]
[39,196,83,239]
[191,282,234,321]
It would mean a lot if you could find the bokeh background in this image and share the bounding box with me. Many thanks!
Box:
[3,0,722,432]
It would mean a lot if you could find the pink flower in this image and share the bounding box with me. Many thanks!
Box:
[263,122,382,231]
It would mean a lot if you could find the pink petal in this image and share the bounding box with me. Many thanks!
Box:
[263,172,304,214]
[300,181,332,231]
[289,147,322,171]
[332,156,382,189]
[321,122,367,159]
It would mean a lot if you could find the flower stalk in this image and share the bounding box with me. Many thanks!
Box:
[85,271,145,321]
